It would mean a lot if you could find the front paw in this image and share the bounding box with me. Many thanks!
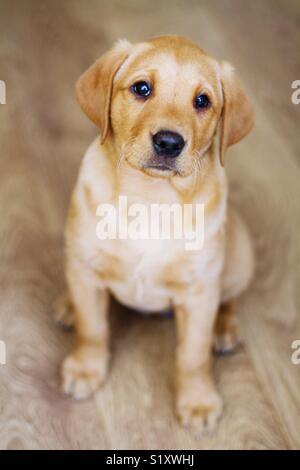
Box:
[176,374,223,436]
[61,343,109,400]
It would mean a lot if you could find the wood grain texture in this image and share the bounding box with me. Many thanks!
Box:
[0,0,299,450]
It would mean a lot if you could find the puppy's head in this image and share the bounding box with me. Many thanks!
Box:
[76,36,254,177]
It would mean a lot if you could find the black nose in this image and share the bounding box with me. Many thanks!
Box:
[152,130,185,158]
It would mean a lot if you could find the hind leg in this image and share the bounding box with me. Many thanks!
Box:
[53,291,75,329]
[214,209,254,355]
[213,302,240,355]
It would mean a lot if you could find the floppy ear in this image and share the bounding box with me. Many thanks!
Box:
[219,62,254,166]
[75,41,131,144]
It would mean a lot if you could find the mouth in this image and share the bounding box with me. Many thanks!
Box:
[146,163,174,171]
[143,162,177,177]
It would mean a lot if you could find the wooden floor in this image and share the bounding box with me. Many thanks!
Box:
[0,0,300,450]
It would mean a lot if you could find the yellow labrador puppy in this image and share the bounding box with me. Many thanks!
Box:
[56,35,254,434]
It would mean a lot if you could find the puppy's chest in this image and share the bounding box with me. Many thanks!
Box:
[89,236,216,311]
[76,173,226,310]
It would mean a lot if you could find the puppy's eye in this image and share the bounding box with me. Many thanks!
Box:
[131,81,152,98]
[194,94,210,110]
